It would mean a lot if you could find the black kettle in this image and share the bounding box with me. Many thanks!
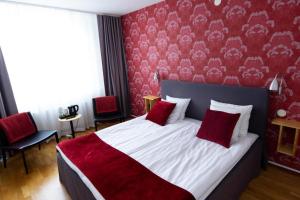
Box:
[68,105,79,116]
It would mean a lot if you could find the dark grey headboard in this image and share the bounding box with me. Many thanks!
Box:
[161,80,268,137]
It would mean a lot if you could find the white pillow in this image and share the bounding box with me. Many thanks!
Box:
[210,100,253,139]
[163,96,191,123]
[161,99,180,124]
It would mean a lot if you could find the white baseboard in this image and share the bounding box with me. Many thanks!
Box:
[268,161,300,174]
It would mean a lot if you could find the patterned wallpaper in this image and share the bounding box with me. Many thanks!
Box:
[122,0,300,170]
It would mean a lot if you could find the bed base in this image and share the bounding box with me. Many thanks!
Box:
[206,138,261,199]
[57,138,262,200]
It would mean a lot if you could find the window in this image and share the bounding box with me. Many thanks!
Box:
[0,2,105,133]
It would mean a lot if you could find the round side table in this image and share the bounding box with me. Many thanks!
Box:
[58,114,82,138]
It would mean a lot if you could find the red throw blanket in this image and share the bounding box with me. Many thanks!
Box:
[57,133,195,200]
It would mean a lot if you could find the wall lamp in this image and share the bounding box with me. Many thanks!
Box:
[269,73,284,95]
[214,0,221,6]
[153,69,160,82]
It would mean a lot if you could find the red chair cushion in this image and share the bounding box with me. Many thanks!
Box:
[95,96,118,114]
[146,101,176,126]
[0,112,37,144]
[196,109,240,148]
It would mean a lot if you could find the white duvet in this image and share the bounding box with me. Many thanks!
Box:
[59,116,258,200]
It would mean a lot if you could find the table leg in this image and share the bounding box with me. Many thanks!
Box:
[2,149,6,168]
[293,129,299,156]
[277,125,283,152]
[21,151,28,174]
[70,121,75,138]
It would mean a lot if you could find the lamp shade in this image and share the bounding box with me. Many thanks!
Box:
[153,70,160,81]
[214,0,221,6]
[269,75,279,92]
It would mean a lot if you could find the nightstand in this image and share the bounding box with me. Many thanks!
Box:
[143,95,160,113]
[272,118,300,156]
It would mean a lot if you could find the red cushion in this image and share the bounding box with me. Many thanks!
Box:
[0,113,37,144]
[196,109,240,148]
[146,101,176,126]
[95,96,118,114]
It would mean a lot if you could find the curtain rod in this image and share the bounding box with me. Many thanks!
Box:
[1,0,121,16]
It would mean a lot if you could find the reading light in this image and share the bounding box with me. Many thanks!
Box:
[269,74,283,95]
[269,74,286,118]
[269,74,279,91]
[153,70,160,82]
[214,0,221,6]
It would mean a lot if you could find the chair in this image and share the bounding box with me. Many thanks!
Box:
[92,96,124,131]
[0,112,59,174]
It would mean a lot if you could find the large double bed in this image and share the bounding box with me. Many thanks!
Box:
[57,80,268,200]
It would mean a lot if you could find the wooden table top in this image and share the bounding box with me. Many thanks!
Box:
[143,95,160,100]
[58,114,82,122]
[271,118,300,129]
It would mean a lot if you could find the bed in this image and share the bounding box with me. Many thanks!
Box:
[57,80,268,200]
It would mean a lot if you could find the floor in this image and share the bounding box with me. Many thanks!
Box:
[0,124,299,200]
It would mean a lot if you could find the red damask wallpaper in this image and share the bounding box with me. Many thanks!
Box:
[122,0,300,170]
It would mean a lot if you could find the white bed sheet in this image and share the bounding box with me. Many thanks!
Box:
[58,116,258,200]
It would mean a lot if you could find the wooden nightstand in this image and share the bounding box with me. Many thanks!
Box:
[272,118,300,156]
[143,95,160,113]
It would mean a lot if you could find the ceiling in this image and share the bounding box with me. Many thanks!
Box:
[3,0,162,16]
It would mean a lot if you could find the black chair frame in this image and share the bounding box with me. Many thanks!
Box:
[92,97,124,131]
[0,112,59,174]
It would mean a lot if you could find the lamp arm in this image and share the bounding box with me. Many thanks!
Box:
[278,74,284,95]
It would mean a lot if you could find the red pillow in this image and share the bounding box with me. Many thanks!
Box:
[0,112,37,144]
[196,109,240,148]
[146,101,176,126]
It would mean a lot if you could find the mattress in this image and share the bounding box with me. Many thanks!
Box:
[58,116,258,200]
